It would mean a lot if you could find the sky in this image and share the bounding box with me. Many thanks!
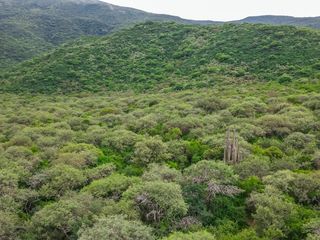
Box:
[101,0,320,21]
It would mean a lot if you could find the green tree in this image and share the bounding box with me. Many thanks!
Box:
[123,181,188,224]
[78,215,154,240]
[162,230,215,240]
[30,193,105,240]
[133,137,171,165]
[82,173,141,199]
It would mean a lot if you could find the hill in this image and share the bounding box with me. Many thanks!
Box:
[0,0,217,68]
[237,15,320,29]
[1,0,320,70]
[1,22,319,93]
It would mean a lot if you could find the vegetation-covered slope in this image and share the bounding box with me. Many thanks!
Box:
[1,13,320,240]
[1,80,319,239]
[1,0,319,69]
[237,15,320,29]
[1,22,319,93]
[0,0,216,68]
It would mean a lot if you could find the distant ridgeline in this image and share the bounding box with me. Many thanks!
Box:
[1,22,320,93]
[1,0,320,70]
[0,0,217,69]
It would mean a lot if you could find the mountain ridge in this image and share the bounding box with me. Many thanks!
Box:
[1,0,320,69]
[236,15,320,29]
[1,22,319,94]
[0,0,219,68]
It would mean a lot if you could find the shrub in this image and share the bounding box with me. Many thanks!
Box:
[183,160,237,185]
[162,230,215,240]
[133,136,171,165]
[29,164,87,198]
[82,173,140,199]
[195,97,228,113]
[257,115,293,137]
[249,186,297,237]
[0,211,23,240]
[31,193,105,240]
[123,181,188,224]
[142,163,183,183]
[278,74,293,83]
[78,215,154,240]
[234,156,271,179]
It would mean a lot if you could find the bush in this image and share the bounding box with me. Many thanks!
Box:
[82,173,140,199]
[29,164,87,198]
[162,230,215,240]
[234,156,271,179]
[257,115,293,137]
[133,136,171,165]
[183,160,238,185]
[196,97,228,113]
[78,215,154,240]
[123,181,188,224]
[278,74,293,83]
[31,193,105,240]
[142,163,183,183]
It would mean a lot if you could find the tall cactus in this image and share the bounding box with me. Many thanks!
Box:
[224,129,242,164]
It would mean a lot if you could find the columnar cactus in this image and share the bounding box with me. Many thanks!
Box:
[224,129,242,164]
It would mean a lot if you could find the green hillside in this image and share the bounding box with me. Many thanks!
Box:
[1,18,320,240]
[0,0,216,69]
[237,15,320,29]
[1,0,319,70]
[1,22,319,93]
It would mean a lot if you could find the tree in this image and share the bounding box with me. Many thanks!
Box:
[78,215,154,240]
[133,137,171,165]
[248,186,297,238]
[263,171,320,206]
[30,193,105,240]
[303,218,320,240]
[142,163,183,183]
[29,164,87,198]
[234,156,270,179]
[0,211,23,240]
[123,181,188,224]
[82,173,140,200]
[161,230,215,240]
[257,114,293,137]
[183,160,238,185]
[55,143,104,168]
[102,129,139,152]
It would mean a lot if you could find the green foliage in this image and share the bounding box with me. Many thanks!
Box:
[123,181,188,224]
[29,164,87,198]
[249,185,300,238]
[1,22,319,93]
[161,230,216,240]
[0,211,23,240]
[81,173,141,199]
[183,160,238,184]
[0,23,319,239]
[30,193,105,240]
[0,0,208,69]
[133,136,171,165]
[78,215,155,240]
[142,163,183,183]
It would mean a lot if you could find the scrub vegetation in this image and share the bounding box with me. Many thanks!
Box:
[0,17,319,240]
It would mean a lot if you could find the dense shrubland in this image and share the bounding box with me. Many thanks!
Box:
[0,80,319,239]
[1,22,320,93]
[1,0,214,69]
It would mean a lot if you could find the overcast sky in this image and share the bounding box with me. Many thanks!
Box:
[101,0,320,21]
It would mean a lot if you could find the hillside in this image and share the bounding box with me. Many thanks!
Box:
[237,15,320,29]
[0,0,217,69]
[1,6,320,240]
[1,0,320,70]
[1,22,319,93]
